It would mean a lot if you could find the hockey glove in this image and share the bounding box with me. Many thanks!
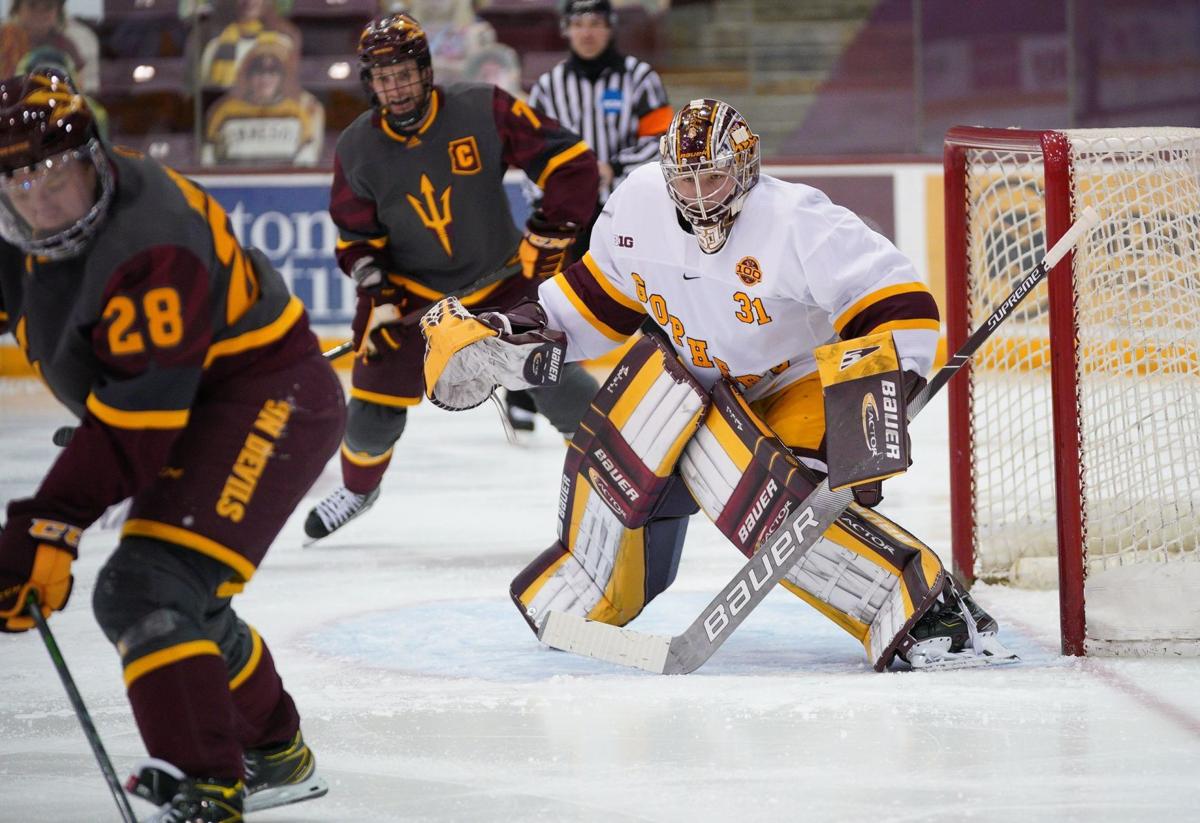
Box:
[351,293,410,356]
[350,257,403,300]
[520,211,577,280]
[421,297,567,411]
[0,504,81,632]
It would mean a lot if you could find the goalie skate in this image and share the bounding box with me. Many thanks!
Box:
[898,582,1020,670]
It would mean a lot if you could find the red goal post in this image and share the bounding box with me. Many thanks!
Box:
[943,125,1200,657]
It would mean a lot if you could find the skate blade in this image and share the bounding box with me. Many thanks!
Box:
[244,775,329,813]
[906,635,1021,671]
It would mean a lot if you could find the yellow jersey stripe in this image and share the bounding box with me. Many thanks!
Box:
[204,295,305,368]
[556,277,628,342]
[86,394,189,430]
[122,519,257,582]
[536,140,590,188]
[336,235,389,250]
[228,627,263,690]
[124,639,221,688]
[341,442,394,467]
[349,386,423,407]
[386,273,507,305]
[581,253,645,312]
[834,282,931,334]
[866,318,941,335]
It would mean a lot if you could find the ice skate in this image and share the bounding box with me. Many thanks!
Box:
[303,485,380,545]
[503,390,538,433]
[243,729,328,813]
[898,579,1019,670]
[126,759,243,822]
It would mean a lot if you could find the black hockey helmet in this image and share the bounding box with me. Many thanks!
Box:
[0,68,114,260]
[561,0,616,29]
[358,14,434,131]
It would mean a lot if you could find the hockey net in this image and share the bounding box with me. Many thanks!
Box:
[945,126,1200,656]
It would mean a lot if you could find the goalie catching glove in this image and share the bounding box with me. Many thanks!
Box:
[420,297,567,411]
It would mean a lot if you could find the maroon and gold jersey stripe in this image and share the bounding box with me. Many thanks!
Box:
[834,282,940,340]
[556,256,646,342]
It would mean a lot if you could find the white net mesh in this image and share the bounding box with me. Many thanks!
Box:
[963,128,1200,651]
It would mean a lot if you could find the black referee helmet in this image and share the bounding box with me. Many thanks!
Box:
[561,0,616,29]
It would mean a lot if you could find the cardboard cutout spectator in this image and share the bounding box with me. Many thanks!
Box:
[399,0,496,85]
[463,42,521,99]
[0,0,86,84]
[202,35,324,166]
[199,0,301,88]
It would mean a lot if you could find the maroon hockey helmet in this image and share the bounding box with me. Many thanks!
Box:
[0,68,115,260]
[659,98,760,254]
[358,14,434,131]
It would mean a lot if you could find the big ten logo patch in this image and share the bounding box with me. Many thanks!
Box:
[735,256,762,286]
[448,136,482,174]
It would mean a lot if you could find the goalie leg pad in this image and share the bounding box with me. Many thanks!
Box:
[680,380,944,669]
[782,504,945,670]
[510,493,693,633]
[510,335,707,632]
[562,334,708,529]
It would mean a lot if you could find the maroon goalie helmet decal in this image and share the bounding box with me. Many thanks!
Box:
[660,98,760,254]
[358,14,434,131]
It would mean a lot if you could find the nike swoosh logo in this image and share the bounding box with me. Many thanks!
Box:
[682,274,700,280]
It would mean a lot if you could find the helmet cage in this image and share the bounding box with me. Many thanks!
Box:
[358,15,434,130]
[0,138,115,260]
[659,99,760,254]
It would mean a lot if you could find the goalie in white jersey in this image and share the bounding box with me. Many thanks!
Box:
[421,99,1016,670]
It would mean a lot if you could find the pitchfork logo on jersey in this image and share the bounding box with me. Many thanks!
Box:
[735,256,761,286]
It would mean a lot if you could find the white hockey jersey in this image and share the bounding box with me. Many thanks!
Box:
[538,163,940,402]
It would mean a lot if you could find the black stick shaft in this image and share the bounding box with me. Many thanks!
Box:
[26,594,137,823]
[322,260,524,361]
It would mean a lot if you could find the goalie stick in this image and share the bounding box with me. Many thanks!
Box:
[321,260,524,361]
[539,206,1101,674]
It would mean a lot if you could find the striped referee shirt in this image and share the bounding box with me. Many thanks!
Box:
[528,47,671,202]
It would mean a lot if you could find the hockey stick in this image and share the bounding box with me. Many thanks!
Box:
[25,592,138,822]
[321,260,525,361]
[539,205,1101,674]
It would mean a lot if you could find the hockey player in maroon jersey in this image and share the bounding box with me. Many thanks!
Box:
[304,13,601,542]
[0,70,343,821]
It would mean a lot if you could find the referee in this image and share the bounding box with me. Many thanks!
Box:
[507,0,672,434]
[529,0,672,207]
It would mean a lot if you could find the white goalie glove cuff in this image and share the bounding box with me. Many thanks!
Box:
[421,297,567,411]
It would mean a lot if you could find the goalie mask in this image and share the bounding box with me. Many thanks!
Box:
[0,69,114,261]
[659,98,760,254]
[359,14,434,133]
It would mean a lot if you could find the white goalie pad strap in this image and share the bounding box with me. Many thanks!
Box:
[564,334,708,529]
[527,490,631,625]
[678,422,744,522]
[782,536,908,666]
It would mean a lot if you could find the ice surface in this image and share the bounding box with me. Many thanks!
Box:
[2,377,1198,822]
